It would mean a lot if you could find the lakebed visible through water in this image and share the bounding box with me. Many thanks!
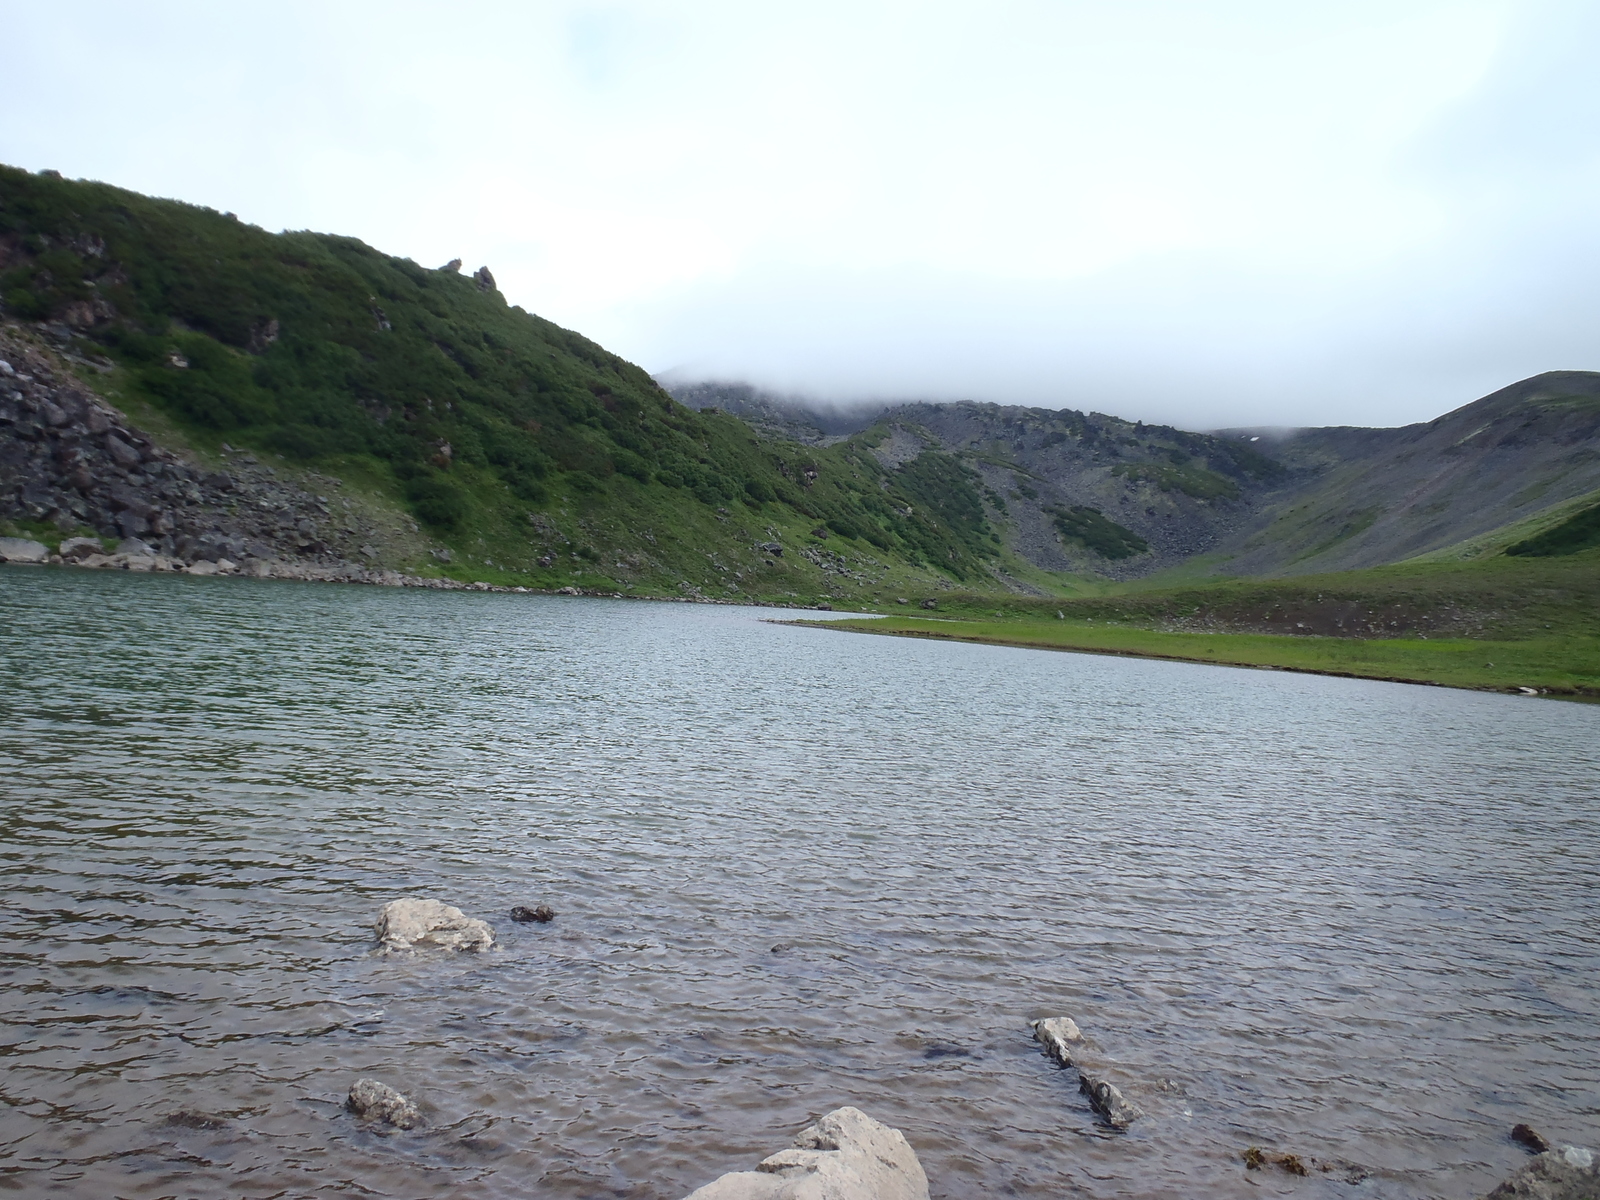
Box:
[1,568,1595,1199]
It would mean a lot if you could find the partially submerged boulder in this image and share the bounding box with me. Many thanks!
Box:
[1483,1146,1597,1199]
[347,1078,421,1129]
[1031,1013,1141,1129]
[1031,1016,1083,1066]
[1079,1070,1141,1130]
[683,1106,929,1200]
[374,898,494,953]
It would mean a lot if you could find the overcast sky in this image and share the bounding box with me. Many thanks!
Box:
[5,0,1598,429]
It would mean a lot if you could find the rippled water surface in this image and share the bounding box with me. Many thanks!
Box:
[2,568,1597,1200]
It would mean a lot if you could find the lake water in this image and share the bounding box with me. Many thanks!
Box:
[1,568,1596,1200]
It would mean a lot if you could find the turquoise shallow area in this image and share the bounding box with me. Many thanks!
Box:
[1,566,1596,1199]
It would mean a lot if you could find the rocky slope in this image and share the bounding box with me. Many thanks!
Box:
[667,377,1600,582]
[0,324,409,575]
[1217,371,1600,574]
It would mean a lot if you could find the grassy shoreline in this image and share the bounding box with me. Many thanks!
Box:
[797,615,1600,697]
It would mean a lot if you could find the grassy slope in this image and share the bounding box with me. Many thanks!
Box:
[0,165,1052,600]
[807,550,1600,694]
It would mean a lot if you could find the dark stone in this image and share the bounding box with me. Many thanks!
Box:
[473,266,496,292]
[1513,1124,1552,1154]
[104,433,141,468]
[510,904,555,923]
[920,598,937,609]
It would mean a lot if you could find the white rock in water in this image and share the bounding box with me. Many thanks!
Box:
[684,1106,929,1200]
[374,897,494,953]
[1031,1016,1084,1065]
[0,537,49,563]
[347,1078,421,1129]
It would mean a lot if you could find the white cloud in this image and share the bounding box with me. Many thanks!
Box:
[7,0,1598,427]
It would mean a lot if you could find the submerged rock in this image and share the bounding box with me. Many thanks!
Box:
[374,897,494,953]
[510,904,555,923]
[683,1106,929,1200]
[1483,1146,1598,1199]
[347,1078,421,1129]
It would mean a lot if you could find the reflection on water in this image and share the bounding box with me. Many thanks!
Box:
[1,568,1596,1199]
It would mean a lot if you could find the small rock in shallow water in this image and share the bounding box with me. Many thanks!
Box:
[510,904,555,923]
[1079,1070,1140,1130]
[374,897,494,952]
[1031,1016,1084,1066]
[1513,1124,1553,1154]
[1483,1146,1598,1198]
[347,1079,420,1129]
[683,1106,928,1200]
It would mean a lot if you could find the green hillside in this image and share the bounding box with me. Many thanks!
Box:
[0,164,1030,599]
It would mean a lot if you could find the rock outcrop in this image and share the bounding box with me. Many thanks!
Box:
[683,1107,928,1200]
[346,1079,421,1129]
[373,898,494,953]
[1483,1146,1598,1199]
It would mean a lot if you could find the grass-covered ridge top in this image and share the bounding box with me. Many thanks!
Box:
[0,164,1017,595]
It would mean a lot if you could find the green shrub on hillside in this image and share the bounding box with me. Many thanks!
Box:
[1047,505,1149,559]
[1112,461,1241,501]
[1505,502,1600,557]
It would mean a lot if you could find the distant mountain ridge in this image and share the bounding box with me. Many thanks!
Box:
[663,373,1600,580]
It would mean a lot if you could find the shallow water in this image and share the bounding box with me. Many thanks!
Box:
[1,568,1596,1200]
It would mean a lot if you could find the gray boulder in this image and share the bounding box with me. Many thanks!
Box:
[115,537,155,557]
[1483,1146,1597,1199]
[0,537,49,563]
[374,897,494,953]
[347,1078,421,1129]
[683,1106,928,1200]
[60,536,102,559]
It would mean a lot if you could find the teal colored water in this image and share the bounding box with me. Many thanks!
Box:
[1,567,1596,1199]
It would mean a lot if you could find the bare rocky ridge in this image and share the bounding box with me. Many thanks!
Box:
[1221,371,1600,574]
